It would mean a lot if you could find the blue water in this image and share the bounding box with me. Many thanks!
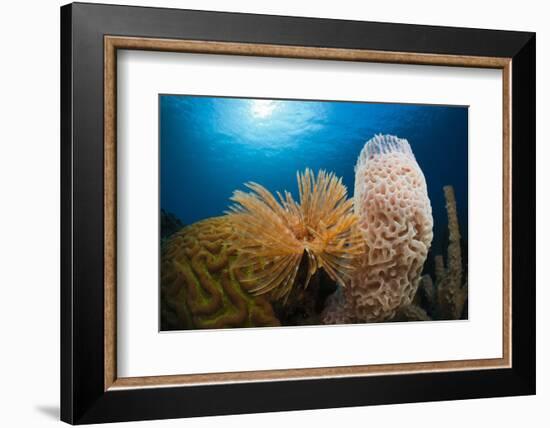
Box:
[160,95,468,257]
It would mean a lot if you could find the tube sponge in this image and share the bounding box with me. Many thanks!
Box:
[435,185,467,319]
[323,134,433,322]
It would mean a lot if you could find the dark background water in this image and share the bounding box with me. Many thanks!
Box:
[160,94,468,258]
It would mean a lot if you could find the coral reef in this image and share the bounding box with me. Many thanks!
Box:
[161,169,364,329]
[226,169,364,302]
[392,302,431,322]
[161,217,280,330]
[394,185,468,321]
[160,209,184,241]
[161,142,466,329]
[323,135,433,323]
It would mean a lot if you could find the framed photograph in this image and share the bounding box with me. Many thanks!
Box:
[60,2,535,424]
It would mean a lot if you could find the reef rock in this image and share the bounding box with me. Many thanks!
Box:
[160,209,185,241]
[392,303,431,322]
[323,135,433,322]
[161,217,280,330]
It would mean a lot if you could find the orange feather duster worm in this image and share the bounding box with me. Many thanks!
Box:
[226,169,364,302]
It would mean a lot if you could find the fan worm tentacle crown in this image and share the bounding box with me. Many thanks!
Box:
[227,168,365,302]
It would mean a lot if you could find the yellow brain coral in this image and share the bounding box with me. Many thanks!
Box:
[227,169,365,302]
[161,217,281,329]
[323,134,433,322]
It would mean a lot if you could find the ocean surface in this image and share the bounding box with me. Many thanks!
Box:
[160,95,468,258]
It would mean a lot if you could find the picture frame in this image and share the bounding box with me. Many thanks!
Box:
[60,2,535,424]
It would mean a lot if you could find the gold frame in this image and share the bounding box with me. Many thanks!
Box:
[104,35,512,391]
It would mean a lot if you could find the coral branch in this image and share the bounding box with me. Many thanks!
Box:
[434,255,445,284]
[444,185,462,287]
[436,185,467,319]
[411,185,468,320]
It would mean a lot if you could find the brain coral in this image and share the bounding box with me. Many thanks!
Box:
[161,217,280,330]
[323,134,433,323]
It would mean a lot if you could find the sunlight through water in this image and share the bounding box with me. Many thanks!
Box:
[250,99,277,118]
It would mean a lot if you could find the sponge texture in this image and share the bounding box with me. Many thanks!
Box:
[323,135,433,322]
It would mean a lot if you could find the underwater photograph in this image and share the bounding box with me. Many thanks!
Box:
[160,94,468,331]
